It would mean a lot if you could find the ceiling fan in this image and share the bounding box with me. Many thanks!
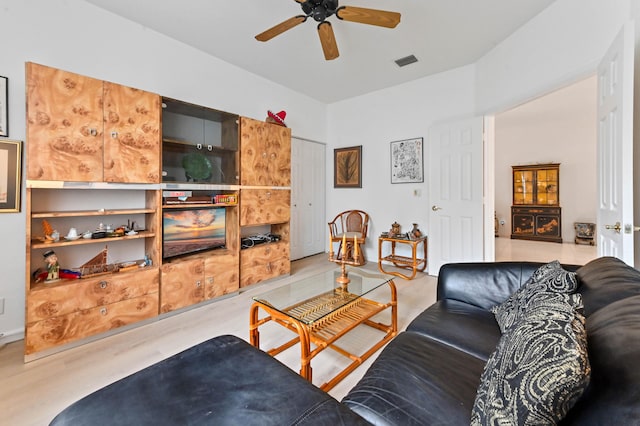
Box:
[255,0,401,61]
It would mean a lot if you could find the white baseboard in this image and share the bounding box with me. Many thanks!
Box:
[0,328,24,346]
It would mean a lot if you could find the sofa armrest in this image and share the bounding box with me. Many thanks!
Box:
[437,261,546,310]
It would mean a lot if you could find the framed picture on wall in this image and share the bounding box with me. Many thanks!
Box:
[0,76,7,137]
[334,145,362,188]
[0,140,22,213]
[390,137,423,183]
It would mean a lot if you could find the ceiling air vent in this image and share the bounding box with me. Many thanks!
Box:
[395,55,418,67]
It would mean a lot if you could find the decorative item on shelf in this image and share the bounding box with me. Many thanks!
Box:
[390,221,401,237]
[78,245,117,278]
[40,219,58,243]
[266,110,287,127]
[328,233,361,288]
[43,249,60,282]
[64,227,80,241]
[182,152,212,182]
[409,223,422,240]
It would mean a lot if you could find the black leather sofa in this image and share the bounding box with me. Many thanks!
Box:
[50,257,640,425]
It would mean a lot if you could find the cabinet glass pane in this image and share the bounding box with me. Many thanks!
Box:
[162,99,238,185]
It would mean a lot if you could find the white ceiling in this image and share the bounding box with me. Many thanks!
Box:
[84,0,556,103]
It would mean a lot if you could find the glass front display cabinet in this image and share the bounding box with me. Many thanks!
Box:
[511,163,562,243]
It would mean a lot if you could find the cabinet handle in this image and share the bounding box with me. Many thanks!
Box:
[99,281,108,289]
[90,128,98,136]
[265,192,271,199]
[100,307,108,316]
[266,262,272,272]
[207,145,213,151]
[207,277,214,285]
[262,152,268,158]
[110,131,118,139]
[196,280,202,287]
[197,143,203,150]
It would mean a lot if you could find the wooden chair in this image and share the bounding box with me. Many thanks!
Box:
[328,210,369,265]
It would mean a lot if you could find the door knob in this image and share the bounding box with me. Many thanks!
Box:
[605,222,622,233]
[432,205,442,211]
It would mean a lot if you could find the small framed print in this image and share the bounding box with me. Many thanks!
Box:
[391,137,423,184]
[334,145,362,188]
[0,76,7,137]
[0,140,22,212]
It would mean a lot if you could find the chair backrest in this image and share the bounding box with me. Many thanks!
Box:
[330,210,369,238]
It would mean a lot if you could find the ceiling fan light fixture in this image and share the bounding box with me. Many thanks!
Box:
[395,55,418,67]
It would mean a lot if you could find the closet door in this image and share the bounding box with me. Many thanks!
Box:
[290,138,325,260]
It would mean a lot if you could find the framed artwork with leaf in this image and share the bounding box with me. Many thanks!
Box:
[334,145,362,188]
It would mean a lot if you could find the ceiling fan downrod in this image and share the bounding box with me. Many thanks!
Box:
[301,0,339,22]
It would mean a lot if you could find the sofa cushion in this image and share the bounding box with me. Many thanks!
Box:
[471,293,590,425]
[437,261,547,310]
[576,256,640,316]
[49,335,368,426]
[342,332,486,426]
[560,295,640,425]
[406,299,502,361]
[491,260,578,333]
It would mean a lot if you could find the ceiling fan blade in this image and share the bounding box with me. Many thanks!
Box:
[336,6,401,28]
[255,15,307,42]
[317,21,339,60]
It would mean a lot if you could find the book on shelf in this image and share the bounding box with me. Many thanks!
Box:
[164,196,212,205]
[162,190,192,198]
[214,194,238,204]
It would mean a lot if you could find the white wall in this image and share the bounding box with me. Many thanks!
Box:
[494,76,597,242]
[475,0,631,114]
[326,65,477,262]
[0,0,327,342]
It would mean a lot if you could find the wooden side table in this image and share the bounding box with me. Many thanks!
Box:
[378,235,428,280]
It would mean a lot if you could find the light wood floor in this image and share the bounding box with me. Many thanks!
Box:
[0,239,597,426]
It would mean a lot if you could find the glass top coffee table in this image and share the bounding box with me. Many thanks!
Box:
[249,267,397,391]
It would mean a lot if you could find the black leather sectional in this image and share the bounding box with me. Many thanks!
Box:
[50,257,640,425]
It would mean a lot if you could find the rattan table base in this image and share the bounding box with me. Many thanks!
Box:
[249,282,397,392]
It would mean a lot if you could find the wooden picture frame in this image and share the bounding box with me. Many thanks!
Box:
[390,137,423,184]
[334,145,362,188]
[0,140,22,212]
[0,76,7,137]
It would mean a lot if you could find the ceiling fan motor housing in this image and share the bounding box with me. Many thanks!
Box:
[302,0,339,22]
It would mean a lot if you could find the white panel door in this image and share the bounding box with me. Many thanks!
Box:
[290,138,325,260]
[428,117,484,275]
[597,22,634,265]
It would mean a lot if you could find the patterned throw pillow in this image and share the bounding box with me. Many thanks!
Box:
[491,261,578,333]
[471,293,590,425]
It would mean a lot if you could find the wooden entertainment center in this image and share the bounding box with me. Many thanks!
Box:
[24,63,291,359]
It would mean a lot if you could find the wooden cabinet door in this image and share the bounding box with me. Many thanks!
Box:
[204,254,239,299]
[240,117,291,186]
[26,62,104,181]
[103,82,161,183]
[240,189,290,226]
[160,258,204,313]
[240,242,290,287]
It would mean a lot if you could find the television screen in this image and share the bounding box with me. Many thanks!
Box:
[163,207,226,259]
